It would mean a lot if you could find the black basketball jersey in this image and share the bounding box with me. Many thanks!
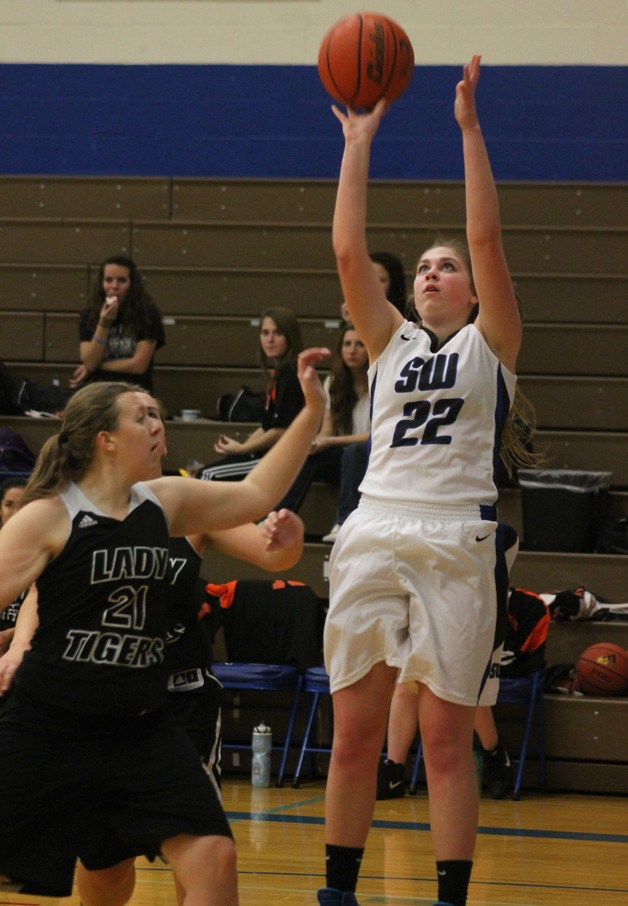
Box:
[165,536,212,675]
[13,482,170,716]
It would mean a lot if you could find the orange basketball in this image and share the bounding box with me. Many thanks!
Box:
[575,642,628,696]
[318,12,414,110]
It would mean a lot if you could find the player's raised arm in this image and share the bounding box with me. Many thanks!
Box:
[331,100,404,360]
[203,510,305,572]
[458,55,521,372]
[153,348,329,537]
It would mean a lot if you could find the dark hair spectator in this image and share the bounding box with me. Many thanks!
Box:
[70,255,165,393]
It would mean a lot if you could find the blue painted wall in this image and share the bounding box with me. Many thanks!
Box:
[1,64,626,180]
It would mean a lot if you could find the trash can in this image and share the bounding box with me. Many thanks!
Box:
[517,470,612,553]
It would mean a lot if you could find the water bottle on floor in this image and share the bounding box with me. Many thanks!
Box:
[251,722,272,787]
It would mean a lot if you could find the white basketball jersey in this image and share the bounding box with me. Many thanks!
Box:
[361,321,517,507]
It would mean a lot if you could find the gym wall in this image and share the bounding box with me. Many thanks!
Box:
[0,0,625,180]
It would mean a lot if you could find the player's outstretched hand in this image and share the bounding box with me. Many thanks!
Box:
[297,347,330,416]
[332,97,388,144]
[455,53,481,131]
[260,509,305,551]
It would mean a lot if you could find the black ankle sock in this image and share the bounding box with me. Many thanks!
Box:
[325,843,364,892]
[436,859,473,906]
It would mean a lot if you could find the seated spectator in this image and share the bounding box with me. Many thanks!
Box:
[198,307,304,481]
[70,255,165,392]
[0,478,26,526]
[276,324,370,513]
[322,440,369,543]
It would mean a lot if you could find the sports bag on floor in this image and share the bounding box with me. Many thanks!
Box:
[217,386,265,422]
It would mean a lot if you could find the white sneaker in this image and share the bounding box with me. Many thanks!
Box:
[322,523,341,544]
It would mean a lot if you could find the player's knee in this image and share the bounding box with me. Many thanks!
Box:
[165,833,237,886]
[76,859,136,904]
[423,725,472,776]
[214,835,238,878]
[195,836,237,890]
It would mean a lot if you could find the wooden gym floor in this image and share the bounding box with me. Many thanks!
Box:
[2,778,626,905]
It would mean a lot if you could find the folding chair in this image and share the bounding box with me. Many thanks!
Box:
[291,665,332,787]
[493,669,546,799]
[212,661,304,788]
[291,665,401,789]
[207,579,324,788]
[409,669,546,800]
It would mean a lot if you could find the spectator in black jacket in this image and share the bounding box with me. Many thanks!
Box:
[198,307,305,481]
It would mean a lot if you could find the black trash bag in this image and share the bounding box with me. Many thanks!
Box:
[596,518,628,555]
[518,469,612,553]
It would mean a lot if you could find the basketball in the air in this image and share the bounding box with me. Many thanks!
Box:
[317,12,414,110]
[575,642,628,696]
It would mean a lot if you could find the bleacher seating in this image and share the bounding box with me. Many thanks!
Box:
[1,175,626,792]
